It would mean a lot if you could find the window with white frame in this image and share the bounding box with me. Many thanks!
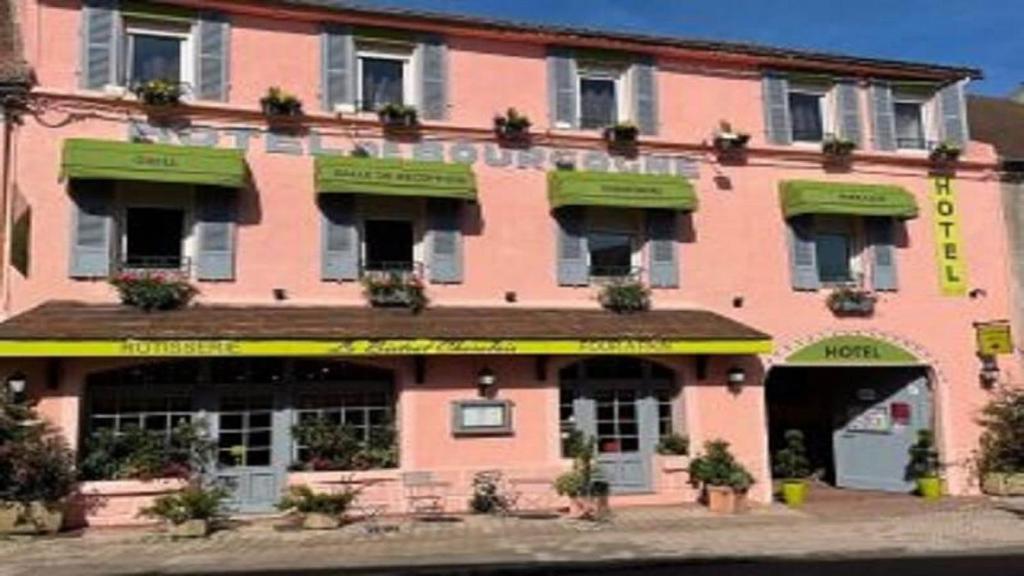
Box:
[359,198,423,274]
[813,216,863,285]
[577,63,628,130]
[116,183,195,274]
[125,20,193,87]
[357,42,414,112]
[585,208,641,279]
[893,97,928,150]
[788,84,831,143]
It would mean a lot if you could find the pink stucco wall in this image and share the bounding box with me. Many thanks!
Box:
[3,0,1018,524]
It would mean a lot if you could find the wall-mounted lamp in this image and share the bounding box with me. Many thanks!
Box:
[477,367,498,397]
[979,355,1000,388]
[6,372,27,402]
[726,367,746,394]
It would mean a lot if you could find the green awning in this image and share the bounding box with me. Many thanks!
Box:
[780,180,919,219]
[548,171,697,211]
[61,139,248,188]
[315,156,477,201]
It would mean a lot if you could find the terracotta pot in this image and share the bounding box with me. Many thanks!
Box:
[170,518,210,538]
[705,486,747,514]
[302,512,341,530]
[981,472,1024,496]
[0,501,64,535]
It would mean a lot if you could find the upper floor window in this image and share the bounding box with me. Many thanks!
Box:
[587,230,637,278]
[363,218,416,272]
[123,206,188,271]
[893,99,927,150]
[578,64,626,130]
[548,49,657,135]
[357,43,414,112]
[813,217,862,285]
[126,21,192,87]
[788,87,829,143]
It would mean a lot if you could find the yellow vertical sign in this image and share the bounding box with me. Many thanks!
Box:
[931,176,968,296]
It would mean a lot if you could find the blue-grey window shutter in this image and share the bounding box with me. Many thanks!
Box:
[81,0,119,90]
[196,189,236,281]
[633,58,658,136]
[646,209,678,288]
[196,12,230,102]
[787,215,820,291]
[321,25,355,112]
[419,35,448,121]
[427,199,463,283]
[320,195,359,281]
[69,180,113,278]
[555,207,588,286]
[547,48,578,129]
[869,82,897,151]
[836,81,862,147]
[762,73,792,145]
[868,217,898,291]
[937,81,968,147]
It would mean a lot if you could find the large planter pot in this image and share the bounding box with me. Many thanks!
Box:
[0,501,64,535]
[170,518,210,538]
[981,472,1024,496]
[916,477,942,500]
[780,480,807,507]
[568,494,609,521]
[302,512,341,530]
[705,486,747,514]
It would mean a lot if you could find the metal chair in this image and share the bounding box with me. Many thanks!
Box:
[401,471,449,520]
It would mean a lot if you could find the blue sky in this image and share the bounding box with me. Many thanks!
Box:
[354,0,1021,96]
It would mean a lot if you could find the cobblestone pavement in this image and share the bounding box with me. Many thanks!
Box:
[1,496,1023,576]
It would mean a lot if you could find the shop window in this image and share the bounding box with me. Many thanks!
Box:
[363,219,415,272]
[894,101,927,150]
[123,207,186,271]
[209,358,287,385]
[358,44,413,112]
[294,388,395,462]
[217,393,274,467]
[788,88,827,143]
[656,389,674,439]
[86,385,193,442]
[559,386,579,457]
[126,21,192,87]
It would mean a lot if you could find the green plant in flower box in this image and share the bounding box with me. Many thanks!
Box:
[822,134,856,157]
[141,481,228,525]
[493,107,532,141]
[930,141,962,163]
[603,121,639,145]
[597,278,651,314]
[260,86,303,117]
[277,484,360,516]
[131,79,185,107]
[361,271,428,312]
[109,271,198,311]
[377,103,419,128]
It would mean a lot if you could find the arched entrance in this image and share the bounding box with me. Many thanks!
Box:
[83,358,395,512]
[767,335,933,493]
[559,357,678,494]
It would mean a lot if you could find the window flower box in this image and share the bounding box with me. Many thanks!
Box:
[712,122,750,154]
[597,278,651,314]
[821,134,856,158]
[109,271,198,312]
[930,141,962,164]
[825,287,877,317]
[131,79,186,107]
[377,103,419,131]
[260,87,304,118]
[603,122,639,147]
[361,270,428,313]
[493,107,532,145]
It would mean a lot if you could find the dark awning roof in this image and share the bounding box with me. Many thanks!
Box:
[61,139,249,188]
[780,180,919,219]
[315,156,477,201]
[0,301,771,357]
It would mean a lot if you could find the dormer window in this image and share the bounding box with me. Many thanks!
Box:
[894,99,927,150]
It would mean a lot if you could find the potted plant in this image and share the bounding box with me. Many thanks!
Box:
[361,271,428,313]
[377,103,419,130]
[907,429,942,500]
[597,278,651,314]
[140,481,228,538]
[278,484,360,530]
[260,86,303,118]
[290,418,398,471]
[554,436,610,521]
[977,388,1024,496]
[822,134,856,158]
[603,121,639,147]
[131,79,186,107]
[826,286,877,317]
[656,433,689,456]
[79,420,214,481]
[109,271,198,312]
[0,393,76,535]
[712,121,751,153]
[468,470,511,515]
[773,429,811,507]
[493,108,532,143]
[930,141,962,164]
[688,439,754,514]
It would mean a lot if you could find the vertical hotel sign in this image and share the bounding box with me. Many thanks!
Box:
[931,176,968,296]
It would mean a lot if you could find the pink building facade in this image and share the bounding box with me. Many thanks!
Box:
[0,0,1017,526]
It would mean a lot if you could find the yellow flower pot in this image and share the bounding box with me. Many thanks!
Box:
[917,477,942,500]
[780,480,807,507]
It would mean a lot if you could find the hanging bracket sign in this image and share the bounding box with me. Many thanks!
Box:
[975,321,1013,356]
